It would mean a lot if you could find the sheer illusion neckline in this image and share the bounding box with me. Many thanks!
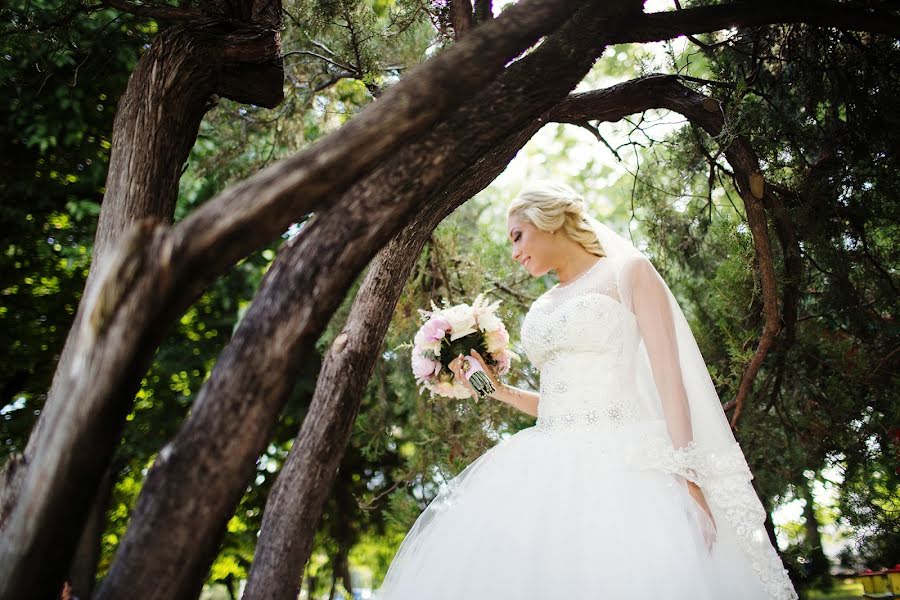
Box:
[551,255,607,291]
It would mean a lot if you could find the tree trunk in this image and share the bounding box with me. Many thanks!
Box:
[0,8,284,599]
[92,3,590,598]
[760,492,781,559]
[800,474,831,581]
[66,462,116,600]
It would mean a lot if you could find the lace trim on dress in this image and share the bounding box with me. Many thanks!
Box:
[636,435,799,600]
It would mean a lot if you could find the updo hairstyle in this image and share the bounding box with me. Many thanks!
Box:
[507,179,605,258]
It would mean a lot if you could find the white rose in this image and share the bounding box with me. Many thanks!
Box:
[441,304,478,341]
[477,311,502,332]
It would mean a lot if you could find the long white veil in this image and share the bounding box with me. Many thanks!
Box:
[585,214,799,600]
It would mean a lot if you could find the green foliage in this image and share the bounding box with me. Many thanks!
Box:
[1,2,148,456]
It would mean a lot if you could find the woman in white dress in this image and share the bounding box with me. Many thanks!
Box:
[375,180,798,599]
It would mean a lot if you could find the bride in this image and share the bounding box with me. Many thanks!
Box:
[374,180,798,599]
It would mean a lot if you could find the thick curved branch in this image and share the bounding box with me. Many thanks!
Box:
[612,0,900,45]
[761,186,804,411]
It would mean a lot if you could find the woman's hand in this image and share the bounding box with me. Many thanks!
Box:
[449,350,501,399]
[687,481,717,553]
[448,354,477,398]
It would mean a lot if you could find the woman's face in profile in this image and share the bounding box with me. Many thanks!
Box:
[507,213,556,277]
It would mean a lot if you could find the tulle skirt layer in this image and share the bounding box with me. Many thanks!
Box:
[375,420,770,599]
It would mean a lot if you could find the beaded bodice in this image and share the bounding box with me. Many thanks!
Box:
[520,257,647,430]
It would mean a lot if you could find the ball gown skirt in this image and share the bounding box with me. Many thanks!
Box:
[379,257,797,599]
[374,418,770,599]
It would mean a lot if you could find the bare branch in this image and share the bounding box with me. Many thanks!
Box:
[672,0,715,51]
[282,49,357,73]
[612,0,900,45]
[571,120,622,161]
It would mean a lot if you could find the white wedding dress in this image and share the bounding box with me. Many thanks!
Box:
[376,256,797,599]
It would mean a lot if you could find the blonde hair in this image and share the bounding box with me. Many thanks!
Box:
[507,180,605,258]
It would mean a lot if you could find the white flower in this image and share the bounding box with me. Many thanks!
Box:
[472,294,503,332]
[477,311,502,332]
[441,304,478,341]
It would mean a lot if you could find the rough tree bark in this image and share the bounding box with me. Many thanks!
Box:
[88,3,592,599]
[758,186,804,414]
[0,2,284,597]
[798,474,831,579]
[449,0,474,39]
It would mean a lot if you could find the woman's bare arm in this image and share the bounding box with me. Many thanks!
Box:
[489,383,539,418]
[450,351,539,418]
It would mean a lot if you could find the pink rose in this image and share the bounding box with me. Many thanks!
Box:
[412,352,441,380]
[422,316,452,342]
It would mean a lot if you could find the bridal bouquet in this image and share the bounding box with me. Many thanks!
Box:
[411,293,518,401]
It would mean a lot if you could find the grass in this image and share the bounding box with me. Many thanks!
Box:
[803,579,867,600]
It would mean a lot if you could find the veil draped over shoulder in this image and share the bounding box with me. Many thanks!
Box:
[585,214,798,600]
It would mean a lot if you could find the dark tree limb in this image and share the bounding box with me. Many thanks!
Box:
[450,0,474,39]
[0,6,287,596]
[74,2,593,599]
[473,0,493,23]
[614,1,900,45]
[761,186,804,413]
[66,462,117,599]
